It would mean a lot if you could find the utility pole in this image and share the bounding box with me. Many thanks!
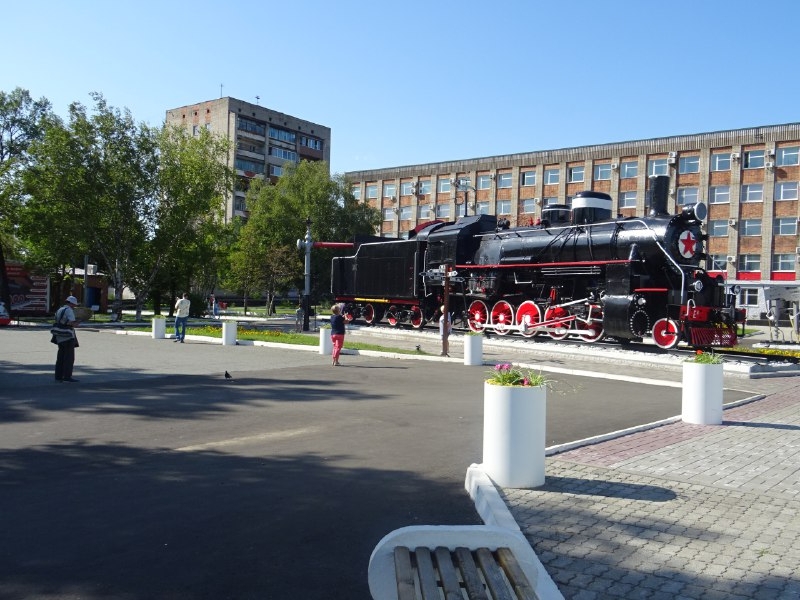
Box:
[296,217,313,332]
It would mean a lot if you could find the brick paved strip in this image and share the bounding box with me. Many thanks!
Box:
[557,385,800,468]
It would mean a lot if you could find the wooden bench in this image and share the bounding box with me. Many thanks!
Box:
[369,525,546,600]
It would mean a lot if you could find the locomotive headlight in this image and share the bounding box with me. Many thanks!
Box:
[730,285,741,294]
[692,280,704,292]
[637,296,646,306]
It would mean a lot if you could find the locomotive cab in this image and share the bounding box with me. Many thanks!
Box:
[541,205,571,227]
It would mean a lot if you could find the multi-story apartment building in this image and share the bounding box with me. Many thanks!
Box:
[346,123,800,322]
[165,97,331,222]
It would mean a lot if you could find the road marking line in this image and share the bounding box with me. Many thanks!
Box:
[176,426,321,451]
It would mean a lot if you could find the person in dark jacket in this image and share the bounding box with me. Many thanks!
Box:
[330,304,346,366]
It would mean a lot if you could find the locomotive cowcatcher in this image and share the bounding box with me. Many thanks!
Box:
[331,176,741,349]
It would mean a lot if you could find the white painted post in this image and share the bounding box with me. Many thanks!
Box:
[152,317,166,339]
[222,321,237,346]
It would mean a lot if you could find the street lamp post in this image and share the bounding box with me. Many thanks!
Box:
[454,178,476,217]
[296,217,313,332]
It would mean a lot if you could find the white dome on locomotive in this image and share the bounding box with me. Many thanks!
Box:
[571,191,613,224]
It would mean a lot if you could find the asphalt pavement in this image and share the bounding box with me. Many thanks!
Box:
[1,320,799,599]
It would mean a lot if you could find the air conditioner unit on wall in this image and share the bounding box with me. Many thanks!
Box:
[731,152,740,160]
[611,163,618,170]
[768,148,776,157]
[796,246,800,255]
[668,151,678,158]
[766,161,775,169]
[726,255,736,263]
[728,218,737,226]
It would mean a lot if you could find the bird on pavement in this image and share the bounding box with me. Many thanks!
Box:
[224,371,233,380]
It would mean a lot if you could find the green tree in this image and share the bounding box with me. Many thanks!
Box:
[20,93,158,317]
[235,160,380,308]
[0,88,52,314]
[126,125,232,319]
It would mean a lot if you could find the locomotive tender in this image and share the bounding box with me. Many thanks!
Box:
[331,176,740,349]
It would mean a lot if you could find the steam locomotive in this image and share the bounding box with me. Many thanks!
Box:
[331,176,741,349]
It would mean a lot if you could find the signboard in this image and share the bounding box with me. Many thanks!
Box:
[3,262,49,314]
[763,285,800,303]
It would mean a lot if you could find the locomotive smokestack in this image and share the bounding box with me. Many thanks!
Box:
[648,175,670,217]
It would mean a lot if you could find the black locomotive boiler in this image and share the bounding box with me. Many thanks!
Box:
[331,176,740,349]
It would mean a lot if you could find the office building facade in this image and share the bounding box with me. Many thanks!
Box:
[166,97,331,222]
[346,123,800,320]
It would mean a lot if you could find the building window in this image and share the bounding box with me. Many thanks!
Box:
[497,173,512,189]
[497,200,511,214]
[400,182,414,196]
[456,203,466,217]
[739,287,759,305]
[543,197,560,207]
[744,150,765,169]
[300,136,322,150]
[709,220,729,236]
[521,171,536,186]
[269,164,283,177]
[741,219,761,236]
[419,180,432,195]
[234,158,265,174]
[741,183,763,203]
[383,183,396,198]
[238,117,266,136]
[738,255,761,271]
[708,254,727,270]
[776,181,799,201]
[710,153,731,171]
[366,185,378,199]
[521,199,537,213]
[268,126,295,143]
[773,254,796,271]
[648,159,668,176]
[352,187,361,200]
[544,169,559,185]
[400,206,412,220]
[773,217,798,236]
[619,191,637,208]
[234,198,247,212]
[477,175,492,190]
[437,178,451,193]
[776,146,799,167]
[382,208,394,221]
[620,161,638,179]
[436,203,450,218]
[677,187,698,205]
[270,147,297,162]
[709,186,730,204]
[594,164,612,181]
[567,166,584,183]
[418,204,431,219]
[476,202,489,214]
[679,156,700,174]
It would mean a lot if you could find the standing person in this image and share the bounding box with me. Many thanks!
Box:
[52,295,80,382]
[330,304,346,366]
[211,294,220,319]
[439,305,451,357]
[174,293,191,343]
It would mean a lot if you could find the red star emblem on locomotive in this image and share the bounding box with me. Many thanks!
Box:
[678,230,697,258]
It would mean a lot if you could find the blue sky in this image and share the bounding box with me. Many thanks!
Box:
[4,0,799,176]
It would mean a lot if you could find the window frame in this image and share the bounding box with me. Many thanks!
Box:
[594,164,612,181]
[383,183,397,198]
[677,187,699,206]
[775,181,799,201]
[772,254,796,271]
[773,217,798,236]
[521,171,536,186]
[741,183,763,203]
[544,168,560,185]
[647,158,668,176]
[567,166,584,183]
[709,220,729,236]
[744,150,765,169]
[710,153,731,172]
[678,156,700,174]
[497,199,512,214]
[477,175,492,190]
[620,161,638,179]
[776,146,799,167]
[738,254,761,272]
[619,191,637,208]
[709,185,730,204]
[521,198,536,213]
[497,173,513,189]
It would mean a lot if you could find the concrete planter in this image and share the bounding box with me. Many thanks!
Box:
[152,318,166,339]
[464,335,483,366]
[222,321,238,346]
[681,362,723,425]
[482,382,546,488]
[319,329,332,355]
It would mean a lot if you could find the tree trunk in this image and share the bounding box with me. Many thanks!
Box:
[0,243,12,319]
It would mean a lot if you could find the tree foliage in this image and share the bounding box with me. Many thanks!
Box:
[0,88,53,313]
[227,160,380,307]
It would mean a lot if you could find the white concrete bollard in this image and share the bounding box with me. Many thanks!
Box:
[464,334,483,366]
[319,329,332,355]
[681,362,723,424]
[152,317,166,339]
[222,321,237,346]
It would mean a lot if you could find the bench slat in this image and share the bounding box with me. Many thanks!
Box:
[394,547,417,600]
[475,547,515,600]
[497,547,538,600]
[413,547,441,600]
[434,546,463,600]
[455,547,490,600]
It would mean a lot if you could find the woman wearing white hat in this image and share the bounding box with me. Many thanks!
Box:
[52,295,81,382]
